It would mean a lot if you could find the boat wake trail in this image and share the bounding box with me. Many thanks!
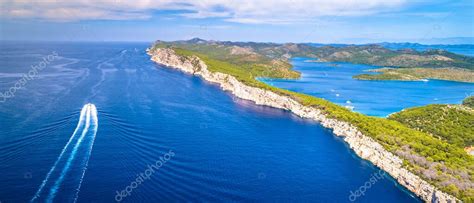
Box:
[31,104,99,203]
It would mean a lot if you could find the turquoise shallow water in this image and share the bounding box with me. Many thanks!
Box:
[0,42,420,202]
[260,58,474,117]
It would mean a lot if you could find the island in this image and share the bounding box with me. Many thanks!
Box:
[148,38,473,202]
[353,68,474,83]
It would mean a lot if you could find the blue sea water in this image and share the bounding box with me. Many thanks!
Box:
[260,58,474,117]
[0,42,421,202]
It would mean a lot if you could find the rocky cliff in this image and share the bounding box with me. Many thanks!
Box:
[148,48,458,203]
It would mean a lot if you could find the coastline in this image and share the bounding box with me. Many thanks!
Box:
[147,47,458,203]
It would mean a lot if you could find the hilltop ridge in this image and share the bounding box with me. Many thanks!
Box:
[156,38,474,69]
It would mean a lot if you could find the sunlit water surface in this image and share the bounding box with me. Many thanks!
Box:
[260,58,474,117]
[0,42,420,202]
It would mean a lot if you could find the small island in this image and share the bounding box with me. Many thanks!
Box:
[353,67,474,83]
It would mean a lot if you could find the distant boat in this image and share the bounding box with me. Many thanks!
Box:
[344,105,355,110]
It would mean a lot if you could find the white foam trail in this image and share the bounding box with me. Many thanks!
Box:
[73,104,98,203]
[31,104,89,202]
[46,104,93,201]
[31,103,99,203]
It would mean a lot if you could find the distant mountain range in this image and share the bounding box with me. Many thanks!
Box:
[153,38,474,82]
[157,38,474,70]
[307,42,474,56]
[332,37,474,45]
[413,37,474,45]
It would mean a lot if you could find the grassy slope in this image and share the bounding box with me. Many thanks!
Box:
[353,68,474,83]
[152,45,474,201]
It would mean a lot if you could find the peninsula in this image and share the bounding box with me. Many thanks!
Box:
[148,39,473,202]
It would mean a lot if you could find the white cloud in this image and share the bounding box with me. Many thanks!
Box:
[0,0,408,23]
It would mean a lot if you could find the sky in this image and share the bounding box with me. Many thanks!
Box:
[0,0,473,44]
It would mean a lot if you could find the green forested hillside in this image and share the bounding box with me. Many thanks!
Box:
[463,96,474,108]
[312,45,474,70]
[153,40,300,79]
[389,103,474,148]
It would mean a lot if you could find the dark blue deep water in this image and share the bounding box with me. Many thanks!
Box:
[0,42,420,202]
[260,58,474,117]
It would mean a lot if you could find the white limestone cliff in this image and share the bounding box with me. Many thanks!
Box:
[148,48,458,203]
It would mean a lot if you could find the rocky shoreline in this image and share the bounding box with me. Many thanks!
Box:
[148,47,458,203]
